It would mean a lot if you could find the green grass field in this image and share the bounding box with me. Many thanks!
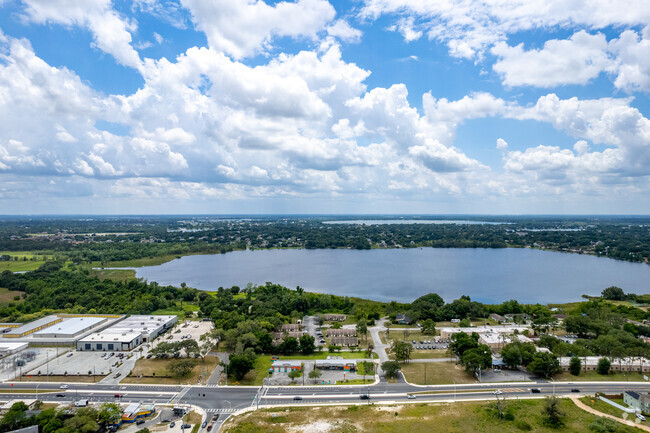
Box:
[89,268,136,282]
[401,361,476,385]
[555,370,647,382]
[222,398,644,433]
[0,287,25,304]
[122,355,219,385]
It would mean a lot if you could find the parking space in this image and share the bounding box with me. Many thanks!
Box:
[25,351,129,376]
[410,339,449,350]
[164,320,213,346]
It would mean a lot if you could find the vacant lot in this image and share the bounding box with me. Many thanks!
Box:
[401,361,475,385]
[555,370,647,382]
[389,349,450,361]
[222,398,644,433]
[122,355,219,385]
[0,287,24,304]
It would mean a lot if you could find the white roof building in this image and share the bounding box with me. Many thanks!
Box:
[34,317,106,338]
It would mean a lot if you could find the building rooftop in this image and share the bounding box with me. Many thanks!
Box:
[34,317,105,337]
[79,331,141,343]
[107,315,176,334]
[3,316,62,337]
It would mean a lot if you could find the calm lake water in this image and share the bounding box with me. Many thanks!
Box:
[130,248,650,304]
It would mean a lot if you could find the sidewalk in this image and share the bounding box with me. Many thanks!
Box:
[570,396,650,432]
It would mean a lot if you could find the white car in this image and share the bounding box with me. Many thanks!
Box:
[59,385,68,389]
[407,394,416,399]
[637,413,646,421]
[493,389,503,395]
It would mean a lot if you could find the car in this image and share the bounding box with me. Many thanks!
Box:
[182,424,191,429]
[146,354,152,359]
[202,421,208,428]
[360,394,370,400]
[207,424,213,431]
[637,413,646,421]
[114,393,123,398]
[531,388,541,393]
[135,419,145,425]
[493,390,503,395]
[66,352,73,357]
[55,393,65,398]
[571,388,580,393]
[59,385,68,389]
[169,421,175,428]
[293,396,303,400]
[407,394,416,399]
[113,372,121,378]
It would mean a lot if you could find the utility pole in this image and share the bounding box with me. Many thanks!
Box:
[424,364,427,385]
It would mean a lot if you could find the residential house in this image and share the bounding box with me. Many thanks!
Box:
[326,328,356,337]
[329,336,359,347]
[323,314,346,322]
[489,313,506,323]
[624,391,650,413]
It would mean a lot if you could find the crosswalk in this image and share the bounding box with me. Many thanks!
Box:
[205,408,235,413]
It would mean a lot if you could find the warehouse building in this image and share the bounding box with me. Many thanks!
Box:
[34,317,107,339]
[2,316,63,338]
[0,342,28,358]
[105,315,177,342]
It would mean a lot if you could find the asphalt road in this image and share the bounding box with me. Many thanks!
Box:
[4,379,650,412]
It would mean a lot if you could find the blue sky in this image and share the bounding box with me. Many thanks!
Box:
[0,0,649,214]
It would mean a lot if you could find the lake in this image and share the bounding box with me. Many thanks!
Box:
[128,248,650,304]
[323,219,505,225]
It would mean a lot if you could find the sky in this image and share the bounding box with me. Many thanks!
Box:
[0,0,649,215]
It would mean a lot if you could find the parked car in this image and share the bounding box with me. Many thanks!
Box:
[169,421,175,428]
[135,419,145,425]
[637,414,646,421]
[182,424,191,429]
[202,421,208,428]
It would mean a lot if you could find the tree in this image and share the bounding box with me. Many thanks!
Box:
[449,332,479,358]
[392,341,412,363]
[460,345,492,374]
[543,396,565,428]
[287,369,301,383]
[528,352,561,379]
[168,359,198,378]
[98,403,122,425]
[421,319,436,335]
[601,286,625,301]
[356,319,368,344]
[597,357,611,375]
[299,334,315,355]
[569,356,582,376]
[381,361,401,379]
[228,353,255,381]
[309,369,322,384]
[459,318,471,328]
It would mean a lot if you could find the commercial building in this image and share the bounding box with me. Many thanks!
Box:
[76,315,177,351]
[77,331,142,352]
[34,317,106,338]
[438,325,529,340]
[558,356,650,373]
[271,360,302,373]
[315,357,358,372]
[105,315,177,342]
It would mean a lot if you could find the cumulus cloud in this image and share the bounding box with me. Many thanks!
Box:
[180,0,336,59]
[21,0,142,69]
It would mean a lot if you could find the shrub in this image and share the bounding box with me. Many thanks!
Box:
[514,420,532,431]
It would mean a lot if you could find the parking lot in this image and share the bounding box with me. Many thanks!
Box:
[410,339,450,350]
[26,351,131,376]
[163,320,213,345]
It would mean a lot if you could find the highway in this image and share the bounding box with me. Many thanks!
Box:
[3,378,650,411]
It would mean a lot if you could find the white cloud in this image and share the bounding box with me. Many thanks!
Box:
[492,31,614,87]
[326,19,362,43]
[496,138,508,149]
[21,0,142,69]
[180,0,336,59]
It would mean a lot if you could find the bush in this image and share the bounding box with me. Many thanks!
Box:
[589,417,620,432]
[514,420,532,431]
[597,358,611,375]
